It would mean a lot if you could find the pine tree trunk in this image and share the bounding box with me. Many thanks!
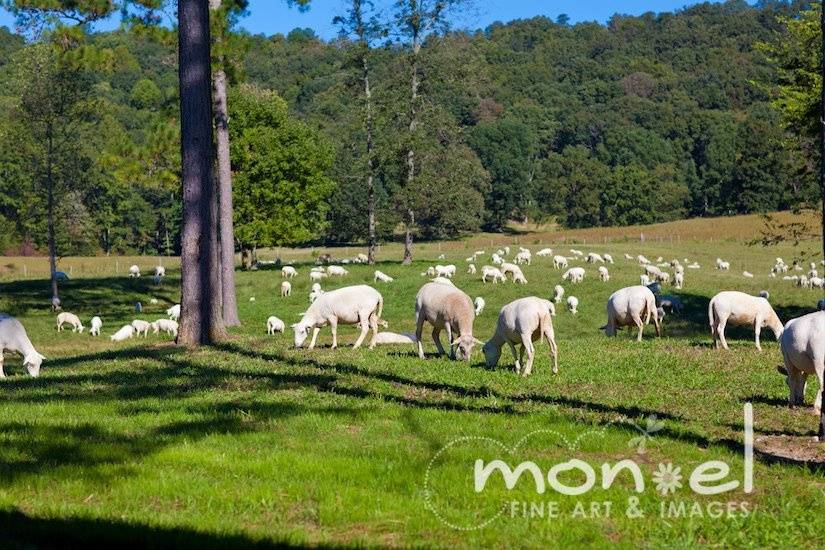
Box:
[402,37,421,266]
[177,0,226,346]
[46,132,58,305]
[362,53,377,264]
[819,0,825,439]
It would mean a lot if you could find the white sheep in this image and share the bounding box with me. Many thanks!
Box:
[570,249,584,257]
[435,264,456,278]
[777,311,825,420]
[514,251,532,265]
[152,319,179,337]
[708,291,783,351]
[637,255,650,265]
[536,248,553,257]
[474,297,486,316]
[110,324,135,342]
[624,253,634,260]
[356,253,369,263]
[372,332,418,346]
[586,252,605,264]
[282,266,297,279]
[90,316,102,336]
[281,281,292,297]
[501,263,527,284]
[562,267,585,284]
[674,272,684,289]
[0,315,45,377]
[491,253,504,265]
[603,286,661,342]
[154,265,166,278]
[716,258,730,270]
[167,304,181,321]
[131,319,152,338]
[467,264,477,275]
[266,316,285,335]
[553,285,565,304]
[552,255,568,269]
[598,266,610,282]
[129,265,141,277]
[566,296,579,315]
[56,312,84,333]
[309,283,324,303]
[603,253,614,264]
[687,263,701,269]
[742,271,754,279]
[374,270,394,283]
[640,274,650,286]
[414,282,481,361]
[326,266,349,277]
[481,265,506,284]
[310,271,328,283]
[481,297,558,377]
[293,285,383,350]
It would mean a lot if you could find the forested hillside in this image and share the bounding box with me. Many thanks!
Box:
[0,0,816,254]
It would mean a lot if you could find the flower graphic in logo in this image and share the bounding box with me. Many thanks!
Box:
[627,414,664,454]
[652,462,682,495]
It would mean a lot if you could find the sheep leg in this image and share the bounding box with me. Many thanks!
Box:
[753,317,762,351]
[507,342,520,374]
[445,324,455,360]
[352,313,370,350]
[788,366,806,407]
[415,316,426,359]
[308,327,321,350]
[432,327,446,357]
[367,312,379,350]
[632,313,645,342]
[717,317,729,350]
[0,351,4,378]
[330,318,339,349]
[520,333,534,377]
[815,358,825,415]
[544,328,559,375]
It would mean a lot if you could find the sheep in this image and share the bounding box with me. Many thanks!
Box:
[154,266,166,278]
[637,255,651,265]
[357,253,369,264]
[567,296,579,315]
[131,319,152,338]
[292,285,383,350]
[716,258,730,270]
[481,265,506,284]
[562,267,585,284]
[624,254,634,260]
[152,319,179,337]
[674,272,684,289]
[603,253,614,264]
[90,316,102,336]
[553,285,565,304]
[431,276,456,286]
[640,274,650,286]
[674,263,684,275]
[282,266,297,279]
[309,283,324,303]
[129,265,141,277]
[586,252,605,264]
[266,316,285,335]
[759,290,770,300]
[167,304,181,321]
[482,297,558,377]
[514,251,532,265]
[311,266,325,273]
[326,266,349,277]
[687,263,701,269]
[505,246,512,255]
[656,271,671,284]
[372,332,418,346]
[597,266,610,282]
[414,282,481,361]
[657,295,684,315]
[0,315,45,378]
[570,249,584,257]
[552,255,568,269]
[374,270,394,283]
[708,291,783,351]
[742,271,754,279]
[501,263,527,284]
[644,264,662,277]
[474,297,486,316]
[467,264,477,275]
[536,248,553,257]
[110,325,135,342]
[56,312,84,333]
[812,277,825,289]
[310,271,328,283]
[603,286,661,342]
[776,312,825,429]
[435,264,456,278]
[281,281,292,297]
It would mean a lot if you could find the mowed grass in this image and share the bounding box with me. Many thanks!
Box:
[2,232,825,547]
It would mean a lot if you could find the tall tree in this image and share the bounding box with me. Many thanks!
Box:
[177,0,226,345]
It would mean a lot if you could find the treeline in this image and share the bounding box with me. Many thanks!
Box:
[0,0,816,255]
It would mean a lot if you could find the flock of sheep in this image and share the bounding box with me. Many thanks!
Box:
[3,248,825,435]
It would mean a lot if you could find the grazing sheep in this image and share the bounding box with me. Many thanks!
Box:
[0,315,45,378]
[90,316,102,336]
[811,277,825,289]
[570,249,584,257]
[110,325,135,342]
[586,252,605,264]
[674,272,684,289]
[151,319,178,337]
[562,267,585,284]
[167,304,181,321]
[567,296,579,315]
[267,316,285,335]
[281,281,292,297]
[414,282,481,361]
[708,291,783,351]
[310,271,328,282]
[657,295,684,314]
[501,263,527,284]
[514,251,532,265]
[536,248,553,257]
[716,258,730,270]
[656,271,671,284]
[603,254,614,264]
[155,266,166,278]
[431,276,456,286]
[743,271,754,279]
[598,266,610,282]
[637,255,651,265]
[129,265,141,277]
[374,270,394,283]
[482,297,558,377]
[624,253,634,260]
[474,297,486,316]
[131,320,152,338]
[282,266,297,279]
[467,264,477,275]
[357,253,369,264]
[372,332,418,345]
[553,285,565,304]
[481,265,506,284]
[292,285,383,350]
[777,312,825,428]
[326,266,349,277]
[56,312,84,333]
[435,264,457,278]
[552,255,569,269]
[603,286,661,342]
[491,253,504,265]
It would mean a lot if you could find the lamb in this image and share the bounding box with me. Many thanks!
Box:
[309,283,324,303]
[812,277,825,289]
[553,285,565,304]
[567,296,579,315]
[154,266,166,278]
[266,316,285,335]
[603,286,661,342]
[292,285,383,350]
[474,297,486,316]
[90,316,102,336]
[356,253,369,264]
[598,266,610,282]
[374,270,394,283]
[603,254,614,264]
[624,254,634,260]
[152,319,179,337]
[110,324,135,342]
[674,272,684,289]
[656,271,671,284]
[552,255,568,269]
[481,265,506,284]
[777,312,825,429]
[435,264,456,278]
[372,332,418,346]
[326,266,349,277]
[310,271,328,283]
[282,266,297,279]
[281,281,292,297]
[431,276,456,286]
[501,263,527,284]
[536,248,553,257]
[56,312,84,333]
[514,251,532,265]
[129,265,141,277]
[481,297,558,377]
[570,249,584,257]
[0,315,45,378]
[562,267,585,284]
[640,274,650,286]
[467,264,477,275]
[742,271,754,279]
[167,304,181,321]
[637,255,651,265]
[586,252,605,264]
[687,263,701,269]
[131,319,152,338]
[716,258,730,270]
[414,282,481,361]
[708,291,784,351]
[491,253,504,265]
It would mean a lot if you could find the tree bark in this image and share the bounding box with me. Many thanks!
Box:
[363,53,377,265]
[46,132,58,304]
[177,0,226,346]
[819,0,825,439]
[402,34,421,265]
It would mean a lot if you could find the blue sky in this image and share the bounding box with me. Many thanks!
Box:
[0,1,740,40]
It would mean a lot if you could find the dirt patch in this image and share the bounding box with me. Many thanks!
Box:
[755,435,825,464]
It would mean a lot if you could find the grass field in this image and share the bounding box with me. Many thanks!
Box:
[2,217,825,547]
